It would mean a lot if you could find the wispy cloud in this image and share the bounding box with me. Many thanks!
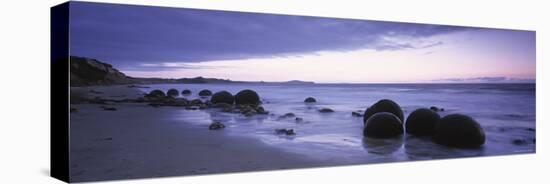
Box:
[69,1,468,67]
[434,77,535,83]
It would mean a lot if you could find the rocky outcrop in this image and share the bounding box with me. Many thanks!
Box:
[70,56,134,86]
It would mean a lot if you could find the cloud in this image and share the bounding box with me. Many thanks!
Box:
[68,1,470,68]
[435,77,535,83]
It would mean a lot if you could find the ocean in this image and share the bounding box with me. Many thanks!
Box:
[139,83,536,163]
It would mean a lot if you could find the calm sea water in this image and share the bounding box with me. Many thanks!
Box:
[139,83,536,163]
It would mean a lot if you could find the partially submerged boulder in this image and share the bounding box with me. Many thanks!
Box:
[235,89,260,105]
[363,112,404,138]
[363,99,404,124]
[198,89,212,96]
[433,114,485,148]
[181,89,192,95]
[145,89,166,98]
[167,88,179,97]
[275,128,295,135]
[405,108,441,136]
[304,97,317,103]
[211,91,234,104]
[209,121,226,130]
[318,108,334,113]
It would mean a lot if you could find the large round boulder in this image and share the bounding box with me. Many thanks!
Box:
[363,112,404,138]
[405,108,441,136]
[363,99,404,125]
[167,88,179,97]
[211,91,235,104]
[181,89,192,95]
[235,89,260,105]
[433,114,485,148]
[198,89,212,96]
[146,89,166,98]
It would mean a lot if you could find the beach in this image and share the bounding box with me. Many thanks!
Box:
[69,83,536,182]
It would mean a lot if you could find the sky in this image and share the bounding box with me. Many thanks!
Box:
[68,1,536,83]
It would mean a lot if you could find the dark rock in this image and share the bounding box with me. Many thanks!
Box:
[127,84,150,88]
[235,89,260,105]
[100,106,117,111]
[363,112,404,138]
[430,106,444,112]
[278,113,296,119]
[405,108,441,136]
[527,128,535,132]
[318,108,334,113]
[209,121,226,130]
[70,107,78,113]
[243,109,257,117]
[211,91,235,104]
[167,88,179,97]
[256,106,268,114]
[89,90,103,94]
[433,114,485,148]
[198,89,212,96]
[363,99,404,124]
[145,90,166,98]
[352,111,362,117]
[512,139,529,145]
[185,106,199,110]
[304,97,317,103]
[295,117,304,123]
[275,128,295,135]
[181,89,192,95]
[190,99,203,105]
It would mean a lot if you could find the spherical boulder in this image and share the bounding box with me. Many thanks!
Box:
[146,89,166,98]
[181,89,192,95]
[235,89,260,105]
[304,97,317,103]
[210,91,235,104]
[167,88,179,97]
[363,99,404,125]
[198,89,212,96]
[405,108,441,136]
[363,112,404,138]
[433,114,485,148]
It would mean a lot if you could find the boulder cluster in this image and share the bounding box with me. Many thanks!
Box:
[362,99,485,148]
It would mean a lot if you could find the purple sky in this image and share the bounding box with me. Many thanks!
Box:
[68,1,535,83]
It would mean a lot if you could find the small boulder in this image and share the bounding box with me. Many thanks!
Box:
[235,89,260,105]
[211,91,235,104]
[209,121,226,130]
[433,114,485,148]
[70,107,78,113]
[181,89,192,95]
[430,106,444,112]
[256,106,268,114]
[352,111,362,117]
[295,117,304,123]
[405,108,441,136]
[100,106,117,111]
[279,113,296,119]
[363,112,404,138]
[275,128,295,135]
[198,89,212,96]
[167,88,179,97]
[318,108,334,113]
[304,97,317,103]
[145,89,166,98]
[190,99,203,105]
[363,99,404,124]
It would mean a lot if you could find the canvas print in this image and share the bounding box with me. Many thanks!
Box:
[54,1,536,182]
